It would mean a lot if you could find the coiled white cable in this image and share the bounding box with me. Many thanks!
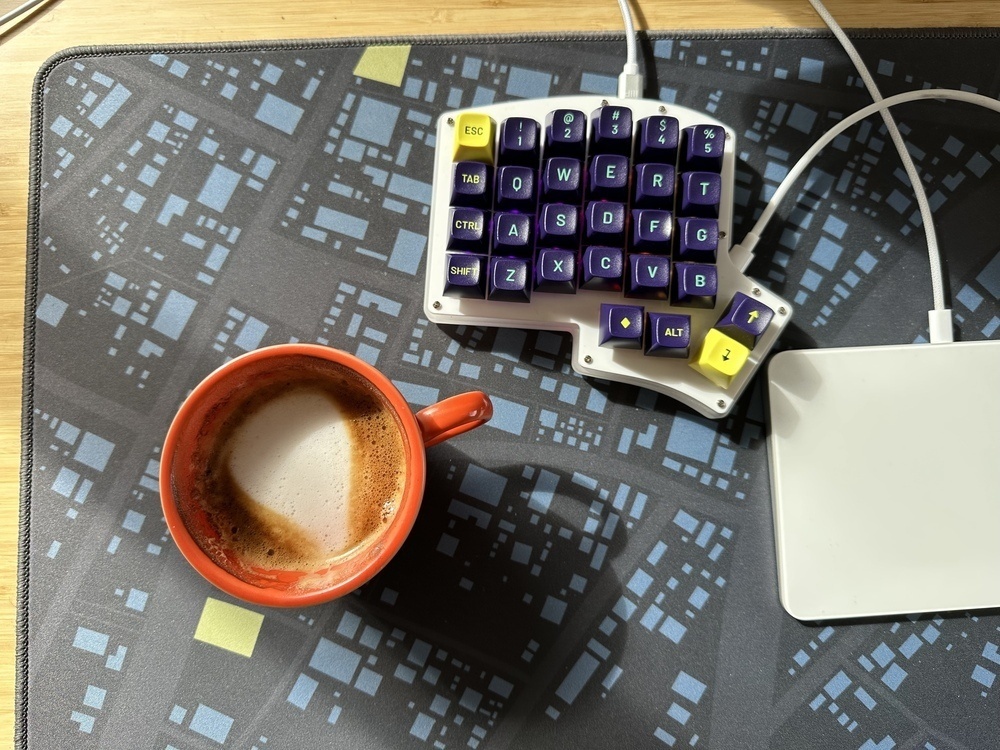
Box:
[809,0,947,326]
[733,89,1000,342]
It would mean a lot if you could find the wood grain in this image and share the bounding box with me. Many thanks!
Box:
[2,0,998,745]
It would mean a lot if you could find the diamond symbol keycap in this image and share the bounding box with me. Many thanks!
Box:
[599,303,643,349]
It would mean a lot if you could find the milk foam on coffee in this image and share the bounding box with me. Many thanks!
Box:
[190,358,409,578]
[226,388,355,556]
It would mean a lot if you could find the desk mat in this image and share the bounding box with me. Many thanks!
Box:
[18,29,1000,749]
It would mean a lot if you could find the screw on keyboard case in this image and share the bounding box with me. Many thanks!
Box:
[423,96,792,418]
[767,339,1000,621]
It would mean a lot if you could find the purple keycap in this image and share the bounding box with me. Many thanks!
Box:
[599,302,643,349]
[682,124,726,172]
[499,117,540,166]
[580,246,623,291]
[676,217,719,261]
[444,253,486,298]
[626,254,670,299]
[496,165,536,211]
[633,163,675,208]
[673,262,718,306]
[679,172,722,218]
[546,109,586,158]
[637,116,679,163]
[715,292,775,348]
[630,209,672,252]
[447,207,488,252]
[645,312,691,357]
[591,106,633,156]
[451,161,492,207]
[493,212,533,256]
[584,201,626,247]
[542,157,582,202]
[538,204,579,248]
[488,257,531,302]
[588,155,629,201]
[535,248,576,293]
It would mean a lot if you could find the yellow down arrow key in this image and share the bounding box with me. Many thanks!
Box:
[691,329,750,388]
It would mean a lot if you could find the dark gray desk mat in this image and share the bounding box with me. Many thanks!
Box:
[18,29,1000,749]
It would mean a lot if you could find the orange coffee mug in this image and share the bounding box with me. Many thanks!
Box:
[160,344,492,607]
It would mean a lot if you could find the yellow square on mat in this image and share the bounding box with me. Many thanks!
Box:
[352,45,411,87]
[193,597,264,658]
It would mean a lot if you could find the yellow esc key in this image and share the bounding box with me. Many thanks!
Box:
[452,113,495,164]
[691,329,750,389]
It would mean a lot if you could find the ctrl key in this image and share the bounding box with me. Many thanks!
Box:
[444,253,486,298]
[447,207,488,252]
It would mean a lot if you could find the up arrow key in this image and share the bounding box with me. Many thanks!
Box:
[715,292,775,349]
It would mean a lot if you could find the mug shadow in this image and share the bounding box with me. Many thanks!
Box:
[347,444,631,741]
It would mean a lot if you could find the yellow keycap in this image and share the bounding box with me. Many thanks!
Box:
[690,329,751,388]
[452,113,495,164]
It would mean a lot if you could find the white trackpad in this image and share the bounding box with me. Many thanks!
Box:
[767,340,1000,621]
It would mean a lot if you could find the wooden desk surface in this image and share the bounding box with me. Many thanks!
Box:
[2,0,998,744]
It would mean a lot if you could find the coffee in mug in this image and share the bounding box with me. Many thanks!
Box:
[187,357,406,580]
[161,344,493,606]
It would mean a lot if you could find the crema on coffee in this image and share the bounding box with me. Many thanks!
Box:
[185,358,407,578]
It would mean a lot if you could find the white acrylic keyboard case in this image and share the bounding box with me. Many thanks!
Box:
[423,96,791,418]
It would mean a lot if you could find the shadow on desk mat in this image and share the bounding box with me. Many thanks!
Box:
[17,29,1000,749]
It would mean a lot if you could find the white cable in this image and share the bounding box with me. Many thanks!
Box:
[616,0,637,68]
[808,0,945,319]
[0,0,50,28]
[734,89,1000,341]
[739,89,1000,251]
[927,309,955,343]
[810,0,951,342]
[615,0,643,98]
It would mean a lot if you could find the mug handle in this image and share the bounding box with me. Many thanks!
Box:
[415,392,493,448]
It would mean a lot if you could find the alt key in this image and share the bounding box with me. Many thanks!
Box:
[645,312,690,357]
